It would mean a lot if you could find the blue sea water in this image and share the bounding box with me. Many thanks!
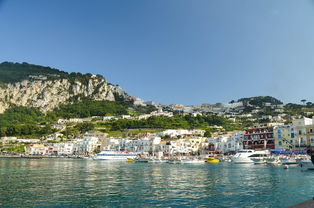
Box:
[0,159,313,208]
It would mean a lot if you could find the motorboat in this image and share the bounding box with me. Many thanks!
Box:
[251,158,267,164]
[134,157,152,163]
[93,150,137,161]
[231,149,270,164]
[207,157,220,163]
[280,157,298,165]
[151,158,168,163]
[265,156,281,164]
[167,158,182,164]
[181,158,205,164]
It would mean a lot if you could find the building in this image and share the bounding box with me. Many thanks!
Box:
[243,126,275,150]
[53,143,80,155]
[292,117,312,148]
[306,125,314,148]
[208,131,243,153]
[273,125,294,150]
[24,144,47,155]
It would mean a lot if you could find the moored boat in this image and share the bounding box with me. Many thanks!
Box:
[181,158,205,164]
[231,150,270,164]
[280,158,297,165]
[93,150,137,161]
[207,157,220,163]
[251,158,266,164]
[134,157,152,163]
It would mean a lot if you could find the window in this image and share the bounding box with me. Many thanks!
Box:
[278,141,282,146]
[310,129,313,133]
[299,130,302,135]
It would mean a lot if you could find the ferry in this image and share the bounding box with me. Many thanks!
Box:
[93,150,137,161]
[231,149,270,164]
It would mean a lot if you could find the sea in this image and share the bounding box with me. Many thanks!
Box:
[0,159,313,208]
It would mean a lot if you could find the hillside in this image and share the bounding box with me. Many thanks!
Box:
[0,62,69,83]
[0,62,130,113]
[237,96,283,107]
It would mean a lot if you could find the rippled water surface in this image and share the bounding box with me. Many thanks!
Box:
[0,159,313,207]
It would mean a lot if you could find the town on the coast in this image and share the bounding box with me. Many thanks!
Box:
[1,92,314,166]
[0,63,314,166]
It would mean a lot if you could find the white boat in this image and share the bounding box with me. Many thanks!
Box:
[265,156,281,164]
[251,158,266,164]
[181,159,205,164]
[151,158,168,163]
[167,158,182,164]
[231,149,270,164]
[93,150,137,161]
[280,158,298,165]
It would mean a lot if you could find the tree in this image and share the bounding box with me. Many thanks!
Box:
[204,129,212,137]
[301,99,307,105]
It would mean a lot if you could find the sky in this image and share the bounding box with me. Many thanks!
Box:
[1,0,314,105]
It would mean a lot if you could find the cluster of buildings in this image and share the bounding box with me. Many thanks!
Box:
[4,115,314,156]
[14,132,105,155]
[10,129,209,156]
[208,117,314,153]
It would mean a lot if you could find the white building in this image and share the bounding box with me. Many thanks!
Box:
[208,131,244,153]
[53,143,80,155]
[79,135,100,154]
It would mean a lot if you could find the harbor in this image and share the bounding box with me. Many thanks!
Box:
[0,158,314,208]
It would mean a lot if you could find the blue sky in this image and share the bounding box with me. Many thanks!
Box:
[1,0,314,105]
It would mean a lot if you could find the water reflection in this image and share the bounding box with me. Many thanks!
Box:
[0,159,314,207]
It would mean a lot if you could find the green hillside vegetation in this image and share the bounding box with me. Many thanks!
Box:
[0,99,157,137]
[106,115,242,132]
[0,106,55,137]
[52,100,129,118]
[0,62,104,84]
[238,96,283,107]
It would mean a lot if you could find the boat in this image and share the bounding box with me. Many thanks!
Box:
[251,158,266,164]
[231,149,270,164]
[265,156,281,164]
[280,158,298,165]
[93,150,137,161]
[134,157,152,163]
[181,158,205,164]
[167,158,182,164]
[207,157,220,163]
[151,158,168,163]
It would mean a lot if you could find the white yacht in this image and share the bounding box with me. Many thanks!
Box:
[93,150,137,161]
[231,149,270,164]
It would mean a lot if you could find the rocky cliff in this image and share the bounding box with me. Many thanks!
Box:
[0,62,129,113]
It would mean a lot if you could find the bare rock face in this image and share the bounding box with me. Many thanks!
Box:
[0,76,128,113]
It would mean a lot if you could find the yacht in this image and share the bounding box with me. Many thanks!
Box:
[93,150,137,161]
[231,149,270,164]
